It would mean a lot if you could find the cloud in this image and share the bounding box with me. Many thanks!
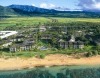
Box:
[39,3,70,11]
[93,2,100,9]
[32,4,36,6]
[40,3,56,9]
[55,7,70,11]
[77,0,100,11]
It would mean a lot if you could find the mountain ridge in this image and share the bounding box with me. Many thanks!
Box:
[0,4,100,18]
[8,4,57,13]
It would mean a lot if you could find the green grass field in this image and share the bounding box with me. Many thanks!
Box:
[0,17,51,29]
[56,18,100,23]
[0,17,100,29]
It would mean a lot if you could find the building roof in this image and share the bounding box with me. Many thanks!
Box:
[58,39,65,42]
[0,31,18,39]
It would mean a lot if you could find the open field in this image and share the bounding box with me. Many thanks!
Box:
[0,17,100,29]
[56,18,100,23]
[0,17,51,29]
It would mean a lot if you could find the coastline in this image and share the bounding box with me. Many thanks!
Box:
[0,54,100,70]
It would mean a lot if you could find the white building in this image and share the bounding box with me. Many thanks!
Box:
[39,26,46,32]
[69,35,75,42]
[0,31,18,39]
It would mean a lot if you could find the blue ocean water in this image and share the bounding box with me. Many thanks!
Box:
[0,65,100,78]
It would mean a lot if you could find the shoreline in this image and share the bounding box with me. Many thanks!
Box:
[0,54,100,71]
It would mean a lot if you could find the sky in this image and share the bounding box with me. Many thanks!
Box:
[0,0,100,11]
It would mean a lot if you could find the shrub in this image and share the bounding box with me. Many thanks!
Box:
[51,48,58,51]
[92,50,98,55]
[33,47,38,52]
[39,54,45,59]
[98,51,100,55]
[86,52,93,57]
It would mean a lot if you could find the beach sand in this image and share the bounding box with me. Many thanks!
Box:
[0,54,100,70]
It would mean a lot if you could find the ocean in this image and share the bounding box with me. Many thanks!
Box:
[0,65,100,78]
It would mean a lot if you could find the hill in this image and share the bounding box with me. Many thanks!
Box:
[0,4,100,18]
[8,4,57,14]
[0,5,17,17]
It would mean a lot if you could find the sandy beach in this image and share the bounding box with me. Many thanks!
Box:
[0,54,100,70]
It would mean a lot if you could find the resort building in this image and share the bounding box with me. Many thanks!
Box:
[0,31,18,39]
[58,36,84,49]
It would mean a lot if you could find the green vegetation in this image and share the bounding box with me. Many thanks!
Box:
[0,6,17,16]
[0,17,50,29]
[1,17,100,29]
[39,54,46,59]
[1,52,35,58]
[0,46,98,58]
